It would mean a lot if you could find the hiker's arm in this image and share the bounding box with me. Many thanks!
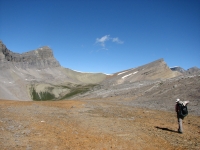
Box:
[175,104,178,112]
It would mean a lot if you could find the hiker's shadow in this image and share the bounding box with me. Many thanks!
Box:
[155,126,178,133]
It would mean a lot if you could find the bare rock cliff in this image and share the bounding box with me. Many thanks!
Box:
[0,41,108,100]
[0,41,60,69]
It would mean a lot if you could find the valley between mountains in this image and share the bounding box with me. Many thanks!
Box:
[0,41,200,149]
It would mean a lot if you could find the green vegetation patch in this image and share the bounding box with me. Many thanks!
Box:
[31,86,55,101]
[60,84,97,100]
[38,91,55,101]
[30,84,97,101]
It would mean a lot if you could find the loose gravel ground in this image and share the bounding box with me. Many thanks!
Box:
[0,99,199,150]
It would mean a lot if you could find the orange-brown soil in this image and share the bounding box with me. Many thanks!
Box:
[0,99,199,150]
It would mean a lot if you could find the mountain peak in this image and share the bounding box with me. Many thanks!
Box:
[170,66,186,73]
[0,41,60,69]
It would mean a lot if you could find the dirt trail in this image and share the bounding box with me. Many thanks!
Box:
[0,99,199,150]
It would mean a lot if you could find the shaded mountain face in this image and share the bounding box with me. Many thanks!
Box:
[170,66,200,75]
[170,66,186,73]
[0,41,60,69]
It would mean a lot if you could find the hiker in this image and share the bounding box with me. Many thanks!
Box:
[175,99,189,134]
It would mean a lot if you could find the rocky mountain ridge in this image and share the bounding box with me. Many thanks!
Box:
[170,66,186,73]
[170,66,200,75]
[0,41,199,101]
[0,41,107,100]
[0,41,60,69]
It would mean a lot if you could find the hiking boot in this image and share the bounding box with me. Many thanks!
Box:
[178,130,183,134]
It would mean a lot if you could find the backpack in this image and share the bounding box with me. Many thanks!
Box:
[178,103,188,117]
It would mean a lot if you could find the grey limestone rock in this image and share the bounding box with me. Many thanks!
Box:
[170,66,186,73]
[186,67,200,75]
[0,41,60,69]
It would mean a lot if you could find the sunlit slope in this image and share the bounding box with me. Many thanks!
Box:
[100,59,182,87]
[63,68,108,84]
[0,66,108,100]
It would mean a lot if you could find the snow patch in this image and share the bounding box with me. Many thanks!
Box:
[118,71,128,75]
[133,71,138,74]
[122,71,138,79]
[122,73,132,79]
[170,66,179,68]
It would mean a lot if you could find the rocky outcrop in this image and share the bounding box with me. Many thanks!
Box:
[170,66,200,75]
[100,59,182,89]
[0,41,60,69]
[185,67,200,75]
[170,66,186,73]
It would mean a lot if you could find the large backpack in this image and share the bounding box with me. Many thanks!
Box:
[178,103,188,117]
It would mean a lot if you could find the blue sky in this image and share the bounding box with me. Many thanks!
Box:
[0,0,199,74]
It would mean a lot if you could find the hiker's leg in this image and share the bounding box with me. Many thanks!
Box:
[177,113,180,131]
[178,117,183,133]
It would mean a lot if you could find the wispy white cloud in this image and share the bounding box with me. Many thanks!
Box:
[95,35,124,48]
[112,37,124,44]
[96,35,110,47]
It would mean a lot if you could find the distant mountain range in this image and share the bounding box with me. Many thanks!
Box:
[0,40,199,101]
[170,66,200,75]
